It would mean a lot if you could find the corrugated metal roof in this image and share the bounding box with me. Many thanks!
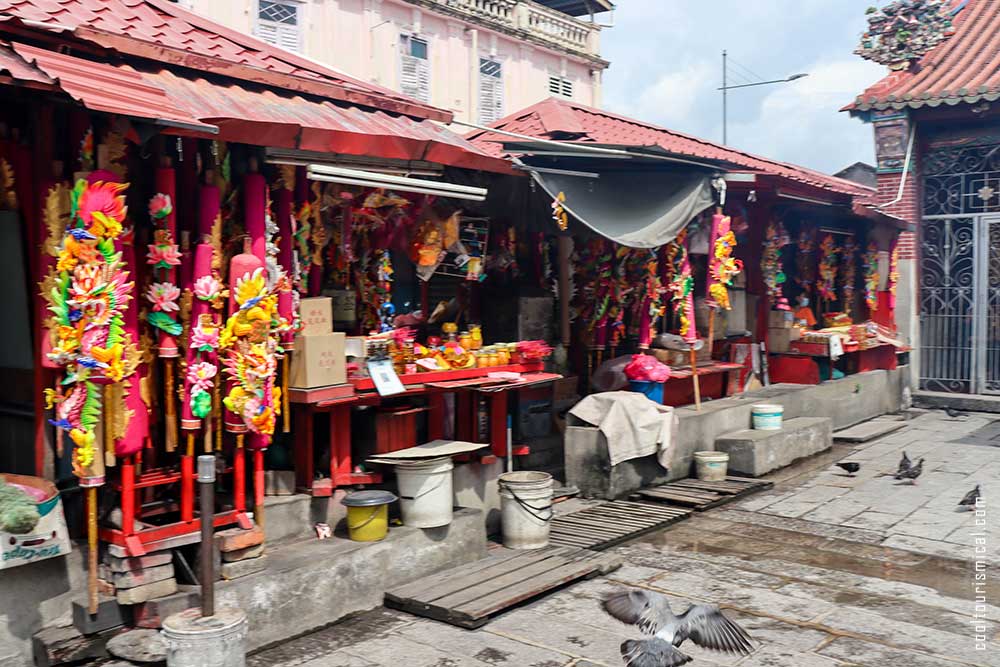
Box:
[143,68,513,173]
[0,40,52,83]
[12,41,216,131]
[0,0,446,120]
[848,0,1000,112]
[468,98,875,197]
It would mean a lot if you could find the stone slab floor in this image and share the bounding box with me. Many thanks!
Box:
[251,409,1000,667]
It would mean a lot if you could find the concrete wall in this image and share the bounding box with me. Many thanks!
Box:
[668,367,908,479]
[184,0,603,123]
[0,548,85,667]
[565,367,910,498]
[216,508,486,652]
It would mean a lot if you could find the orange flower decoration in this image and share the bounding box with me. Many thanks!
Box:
[78,181,128,238]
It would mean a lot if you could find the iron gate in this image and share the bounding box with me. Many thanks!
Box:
[921,142,1000,394]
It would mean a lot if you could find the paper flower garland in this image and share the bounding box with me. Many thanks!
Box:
[864,241,880,312]
[667,230,697,342]
[706,214,743,310]
[761,219,789,304]
[551,191,568,232]
[840,236,858,318]
[817,234,840,303]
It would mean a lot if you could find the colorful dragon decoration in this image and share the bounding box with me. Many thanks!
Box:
[42,179,136,483]
[840,235,858,318]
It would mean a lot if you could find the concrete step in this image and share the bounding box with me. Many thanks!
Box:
[833,419,905,443]
[714,417,833,477]
[913,390,1000,413]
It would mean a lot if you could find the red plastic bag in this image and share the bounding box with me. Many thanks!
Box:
[623,354,671,382]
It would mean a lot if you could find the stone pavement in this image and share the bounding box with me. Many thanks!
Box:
[251,409,1000,667]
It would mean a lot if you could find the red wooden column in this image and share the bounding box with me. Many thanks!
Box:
[294,406,315,492]
[488,391,509,458]
[330,405,353,486]
[427,393,445,441]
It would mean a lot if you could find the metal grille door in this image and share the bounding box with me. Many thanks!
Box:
[919,217,975,393]
[984,217,1000,393]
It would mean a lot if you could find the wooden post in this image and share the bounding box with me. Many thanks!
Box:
[164,360,177,452]
[690,347,702,411]
[86,487,99,614]
[282,355,291,433]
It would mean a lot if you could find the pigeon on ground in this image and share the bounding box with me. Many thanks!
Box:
[896,451,912,475]
[602,589,754,667]
[958,484,981,510]
[945,407,967,419]
[835,462,861,476]
[895,458,924,484]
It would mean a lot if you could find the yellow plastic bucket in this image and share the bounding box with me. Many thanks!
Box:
[341,490,397,542]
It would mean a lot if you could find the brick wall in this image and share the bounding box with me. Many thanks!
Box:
[874,167,920,259]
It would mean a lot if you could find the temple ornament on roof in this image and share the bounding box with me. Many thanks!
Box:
[856,0,955,70]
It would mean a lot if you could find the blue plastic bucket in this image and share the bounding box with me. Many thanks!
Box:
[752,404,784,430]
[628,380,664,404]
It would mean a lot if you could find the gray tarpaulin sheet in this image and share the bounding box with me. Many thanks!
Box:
[527,164,714,248]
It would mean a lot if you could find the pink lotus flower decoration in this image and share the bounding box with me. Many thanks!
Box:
[148,193,173,220]
[146,282,180,313]
[191,324,219,352]
[193,275,222,301]
[186,362,217,392]
[147,243,182,269]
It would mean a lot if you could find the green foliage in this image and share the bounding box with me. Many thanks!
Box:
[0,480,40,534]
[147,312,183,336]
[80,381,102,432]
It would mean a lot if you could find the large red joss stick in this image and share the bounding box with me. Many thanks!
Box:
[225,239,260,519]
[154,164,180,452]
[275,187,294,433]
[243,171,271,529]
[118,236,148,542]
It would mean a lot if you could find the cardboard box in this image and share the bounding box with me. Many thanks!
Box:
[768,310,794,329]
[299,297,333,336]
[289,332,346,389]
[654,339,711,367]
[767,327,801,353]
[1,474,72,570]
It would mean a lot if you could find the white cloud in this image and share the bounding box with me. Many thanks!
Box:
[599,1,889,174]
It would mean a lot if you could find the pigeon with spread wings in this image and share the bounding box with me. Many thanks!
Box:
[603,589,754,666]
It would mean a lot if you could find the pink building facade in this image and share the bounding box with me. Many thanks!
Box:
[177,0,612,125]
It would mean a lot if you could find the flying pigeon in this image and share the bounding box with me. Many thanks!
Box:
[602,589,754,667]
[945,407,967,419]
[835,462,861,476]
[958,484,981,510]
[895,458,924,484]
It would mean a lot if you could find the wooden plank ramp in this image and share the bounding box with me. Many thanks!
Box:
[632,476,773,512]
[384,546,619,628]
[547,500,692,550]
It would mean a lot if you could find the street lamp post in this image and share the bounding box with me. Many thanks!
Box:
[720,50,807,144]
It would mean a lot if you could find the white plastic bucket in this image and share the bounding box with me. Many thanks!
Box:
[499,471,553,550]
[752,404,784,430]
[396,457,454,528]
[694,451,729,481]
[161,607,248,667]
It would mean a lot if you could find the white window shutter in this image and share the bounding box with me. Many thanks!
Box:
[479,75,503,124]
[401,54,430,103]
[256,1,301,52]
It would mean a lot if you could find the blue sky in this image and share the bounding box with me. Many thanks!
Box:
[600,1,887,174]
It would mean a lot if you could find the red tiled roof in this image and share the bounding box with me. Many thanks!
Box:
[467,98,874,198]
[0,0,446,120]
[847,0,1000,112]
